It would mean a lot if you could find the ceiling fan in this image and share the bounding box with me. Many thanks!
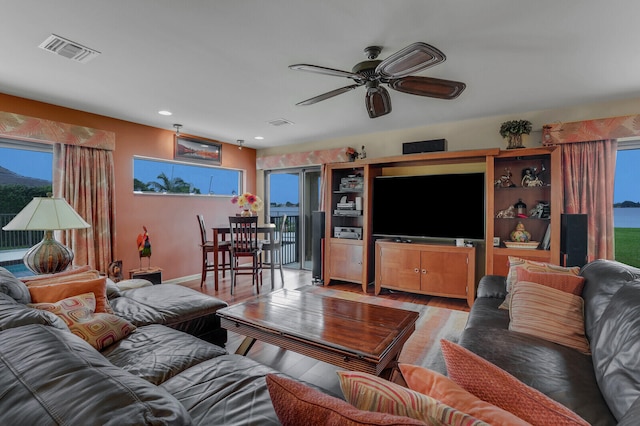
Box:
[289,42,466,119]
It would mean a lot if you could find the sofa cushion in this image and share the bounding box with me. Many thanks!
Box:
[162,354,297,426]
[266,373,427,426]
[28,276,113,313]
[0,324,191,426]
[109,284,227,344]
[580,259,640,340]
[509,281,590,354]
[337,370,487,425]
[399,363,530,426]
[0,292,67,330]
[102,323,227,385]
[29,292,136,351]
[591,280,640,421]
[0,266,31,304]
[440,339,589,425]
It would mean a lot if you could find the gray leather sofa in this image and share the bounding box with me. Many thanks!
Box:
[0,267,302,425]
[459,259,640,426]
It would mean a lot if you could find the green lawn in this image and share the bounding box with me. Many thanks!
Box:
[615,228,640,268]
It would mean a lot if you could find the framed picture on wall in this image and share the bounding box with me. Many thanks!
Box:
[174,135,222,165]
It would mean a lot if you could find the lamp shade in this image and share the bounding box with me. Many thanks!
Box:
[2,197,90,231]
[2,196,90,274]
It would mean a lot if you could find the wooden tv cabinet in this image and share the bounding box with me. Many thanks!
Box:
[374,240,476,307]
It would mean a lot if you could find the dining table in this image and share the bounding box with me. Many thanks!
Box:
[211,223,276,291]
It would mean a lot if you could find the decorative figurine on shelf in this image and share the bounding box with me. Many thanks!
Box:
[496,205,516,218]
[521,167,544,187]
[514,198,528,218]
[346,147,359,162]
[137,226,152,269]
[529,201,550,219]
[494,168,516,188]
[510,221,531,242]
[360,145,367,159]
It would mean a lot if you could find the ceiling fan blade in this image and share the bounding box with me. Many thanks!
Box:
[289,64,361,80]
[376,42,446,79]
[295,84,361,106]
[389,76,466,99]
[365,85,392,119]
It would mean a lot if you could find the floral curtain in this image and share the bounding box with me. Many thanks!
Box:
[53,144,116,272]
[561,139,617,261]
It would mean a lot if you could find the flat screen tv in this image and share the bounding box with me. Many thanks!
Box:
[372,172,485,240]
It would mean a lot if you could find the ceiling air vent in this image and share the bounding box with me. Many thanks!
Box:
[267,118,294,127]
[38,34,100,64]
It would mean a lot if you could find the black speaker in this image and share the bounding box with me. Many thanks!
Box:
[402,139,447,155]
[560,214,588,267]
[311,211,325,283]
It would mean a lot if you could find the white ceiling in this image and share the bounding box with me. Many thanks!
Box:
[2,1,640,150]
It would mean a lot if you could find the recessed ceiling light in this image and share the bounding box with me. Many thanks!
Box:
[158,110,172,116]
[254,136,264,140]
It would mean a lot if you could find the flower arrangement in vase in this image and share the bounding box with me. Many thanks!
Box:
[499,119,532,149]
[231,192,263,216]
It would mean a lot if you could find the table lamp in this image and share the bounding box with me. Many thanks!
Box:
[2,195,91,274]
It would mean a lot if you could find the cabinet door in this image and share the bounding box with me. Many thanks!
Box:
[420,251,468,298]
[329,241,363,283]
[378,246,421,291]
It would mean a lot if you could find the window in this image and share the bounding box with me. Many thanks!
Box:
[0,140,53,258]
[133,156,242,196]
[614,140,640,267]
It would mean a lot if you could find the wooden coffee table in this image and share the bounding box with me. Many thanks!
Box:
[216,288,419,377]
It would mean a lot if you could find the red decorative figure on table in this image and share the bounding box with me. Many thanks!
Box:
[137,226,152,269]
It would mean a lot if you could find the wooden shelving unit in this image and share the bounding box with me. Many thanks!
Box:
[323,146,562,301]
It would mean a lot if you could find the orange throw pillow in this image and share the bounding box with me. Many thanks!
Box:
[516,269,585,295]
[399,364,530,426]
[440,339,589,426]
[265,374,426,426]
[20,265,94,284]
[28,276,113,314]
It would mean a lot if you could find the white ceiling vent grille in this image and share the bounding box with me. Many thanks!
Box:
[38,34,100,63]
[267,118,294,127]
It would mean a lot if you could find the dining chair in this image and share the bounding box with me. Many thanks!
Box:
[228,216,263,294]
[261,215,287,284]
[197,214,230,288]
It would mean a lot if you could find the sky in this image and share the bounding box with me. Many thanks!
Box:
[0,147,637,204]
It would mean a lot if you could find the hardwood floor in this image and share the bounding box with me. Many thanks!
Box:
[178,268,470,395]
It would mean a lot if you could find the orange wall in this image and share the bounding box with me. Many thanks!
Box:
[0,93,257,281]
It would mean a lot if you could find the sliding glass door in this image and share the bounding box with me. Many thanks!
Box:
[265,167,321,270]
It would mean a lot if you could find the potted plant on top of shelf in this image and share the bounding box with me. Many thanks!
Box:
[499,119,532,149]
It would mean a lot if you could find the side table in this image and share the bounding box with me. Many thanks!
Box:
[129,267,162,284]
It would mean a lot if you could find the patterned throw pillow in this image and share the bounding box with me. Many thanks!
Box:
[509,281,590,354]
[29,292,136,351]
[28,276,113,313]
[337,371,488,426]
[440,339,590,426]
[398,364,530,426]
[500,257,581,310]
[265,374,426,426]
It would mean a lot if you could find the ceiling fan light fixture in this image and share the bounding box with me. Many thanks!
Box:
[365,83,391,119]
